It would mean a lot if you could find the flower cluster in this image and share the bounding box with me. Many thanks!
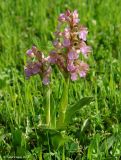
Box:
[24,46,51,85]
[49,10,91,81]
[25,10,91,84]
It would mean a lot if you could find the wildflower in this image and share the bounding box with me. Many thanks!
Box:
[63,27,70,39]
[72,10,80,25]
[63,38,70,47]
[58,13,66,22]
[71,72,78,81]
[43,77,50,85]
[42,66,52,85]
[26,49,34,57]
[80,42,91,57]
[25,46,51,85]
[78,61,89,77]
[25,10,91,83]
[68,49,79,60]
[53,40,62,49]
[24,62,42,78]
[49,9,91,81]
[48,51,58,64]
[78,26,88,41]
[67,60,76,72]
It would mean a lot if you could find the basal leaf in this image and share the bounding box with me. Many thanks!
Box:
[64,97,94,126]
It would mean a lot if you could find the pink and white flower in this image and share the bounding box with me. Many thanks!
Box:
[63,38,70,47]
[78,27,88,41]
[72,10,80,25]
[80,42,91,57]
[68,49,79,60]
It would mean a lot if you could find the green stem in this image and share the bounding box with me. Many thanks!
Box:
[39,145,42,160]
[57,78,69,128]
[44,86,51,127]
[62,145,65,160]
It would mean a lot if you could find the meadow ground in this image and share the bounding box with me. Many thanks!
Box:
[0,0,121,159]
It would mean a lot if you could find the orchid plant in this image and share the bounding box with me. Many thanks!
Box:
[24,9,93,154]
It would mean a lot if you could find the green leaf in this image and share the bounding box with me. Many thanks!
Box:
[64,97,94,126]
[51,132,70,150]
[50,94,56,129]
[12,129,22,147]
[69,142,79,153]
[87,133,101,160]
[81,118,91,132]
[100,135,116,152]
[56,78,69,128]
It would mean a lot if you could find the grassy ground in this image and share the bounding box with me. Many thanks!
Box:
[0,0,121,159]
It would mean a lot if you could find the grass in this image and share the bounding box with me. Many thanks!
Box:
[0,0,121,159]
